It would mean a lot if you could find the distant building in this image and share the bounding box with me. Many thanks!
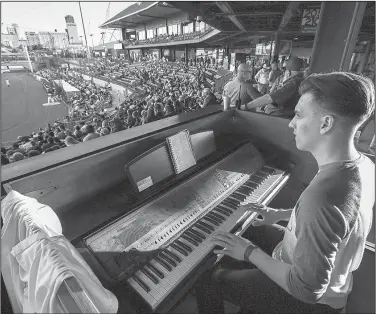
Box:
[65,15,80,44]
[38,32,55,49]
[25,31,41,47]
[7,23,19,36]
[39,31,68,49]
[2,23,20,48]
[1,34,19,48]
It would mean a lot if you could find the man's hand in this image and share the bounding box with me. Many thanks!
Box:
[238,203,285,226]
[211,231,256,261]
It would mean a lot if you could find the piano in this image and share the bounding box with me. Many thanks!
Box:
[82,141,290,312]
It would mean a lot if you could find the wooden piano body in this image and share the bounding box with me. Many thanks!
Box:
[2,106,374,313]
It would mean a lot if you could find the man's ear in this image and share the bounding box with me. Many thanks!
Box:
[320,115,335,134]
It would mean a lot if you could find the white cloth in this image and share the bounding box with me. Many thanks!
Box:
[11,233,118,313]
[1,190,62,313]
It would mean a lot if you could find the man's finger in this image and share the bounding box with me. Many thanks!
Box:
[213,249,233,257]
[210,239,232,248]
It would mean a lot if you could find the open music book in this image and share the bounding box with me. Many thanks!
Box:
[166,130,197,174]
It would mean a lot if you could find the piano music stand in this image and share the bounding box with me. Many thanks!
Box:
[125,131,217,197]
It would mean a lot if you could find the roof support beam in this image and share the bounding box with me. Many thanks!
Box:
[208,31,245,43]
[216,12,284,17]
[136,13,167,20]
[215,2,246,31]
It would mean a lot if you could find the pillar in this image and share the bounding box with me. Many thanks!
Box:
[166,20,169,35]
[180,23,184,35]
[357,39,374,74]
[160,48,163,59]
[226,46,231,70]
[272,31,281,63]
[185,45,188,64]
[310,2,367,73]
[144,25,147,39]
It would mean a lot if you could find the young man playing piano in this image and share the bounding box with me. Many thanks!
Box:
[196,72,375,314]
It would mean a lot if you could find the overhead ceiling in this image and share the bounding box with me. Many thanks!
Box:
[168,1,375,47]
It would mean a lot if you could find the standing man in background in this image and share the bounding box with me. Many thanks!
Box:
[223,63,261,108]
[255,63,270,95]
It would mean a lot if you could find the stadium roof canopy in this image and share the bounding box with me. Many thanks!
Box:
[168,1,375,46]
[100,2,182,29]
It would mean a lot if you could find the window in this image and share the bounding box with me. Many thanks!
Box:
[183,22,194,34]
[138,31,145,40]
[157,26,167,36]
[168,24,179,35]
[147,29,154,38]
[197,22,206,32]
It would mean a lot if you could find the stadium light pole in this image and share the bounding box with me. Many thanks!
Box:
[79,2,91,59]
[23,43,34,73]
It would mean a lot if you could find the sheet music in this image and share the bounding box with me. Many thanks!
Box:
[167,130,196,174]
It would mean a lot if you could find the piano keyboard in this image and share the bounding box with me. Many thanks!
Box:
[127,165,289,310]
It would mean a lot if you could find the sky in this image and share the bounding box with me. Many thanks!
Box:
[2,1,135,46]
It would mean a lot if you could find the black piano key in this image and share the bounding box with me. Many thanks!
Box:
[141,267,159,284]
[206,212,223,223]
[213,207,231,216]
[238,186,253,194]
[147,263,164,279]
[234,190,249,198]
[133,274,150,292]
[231,193,246,201]
[223,198,238,206]
[250,175,266,184]
[194,223,212,234]
[189,228,206,239]
[181,234,199,246]
[159,252,177,267]
[208,211,225,221]
[171,243,189,256]
[155,256,173,271]
[217,204,234,212]
[226,196,241,204]
[244,181,259,189]
[197,220,215,231]
[164,249,182,263]
[260,167,275,175]
[202,216,220,226]
[176,239,193,252]
[185,230,203,242]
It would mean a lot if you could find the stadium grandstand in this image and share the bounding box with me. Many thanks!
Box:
[1,2,375,314]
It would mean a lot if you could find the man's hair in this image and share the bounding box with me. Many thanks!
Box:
[12,143,19,149]
[86,125,95,133]
[299,72,375,123]
[47,136,54,144]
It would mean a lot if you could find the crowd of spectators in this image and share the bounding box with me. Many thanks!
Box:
[2,59,221,165]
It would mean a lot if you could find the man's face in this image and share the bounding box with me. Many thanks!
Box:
[237,69,252,82]
[288,93,323,152]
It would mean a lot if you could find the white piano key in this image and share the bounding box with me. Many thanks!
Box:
[127,276,157,308]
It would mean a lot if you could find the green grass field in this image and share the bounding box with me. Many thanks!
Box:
[1,72,68,144]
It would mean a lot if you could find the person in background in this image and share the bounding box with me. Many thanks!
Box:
[196,71,375,314]
[65,136,80,147]
[201,88,217,108]
[223,63,261,108]
[10,152,24,163]
[255,63,271,95]
[73,125,83,140]
[244,56,305,117]
[269,61,283,93]
[82,125,100,142]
